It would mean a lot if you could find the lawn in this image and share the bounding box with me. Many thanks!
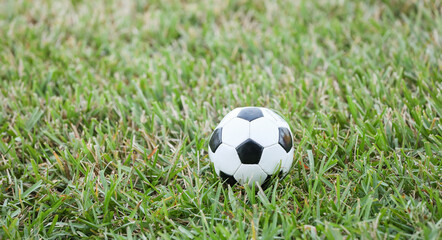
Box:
[0,0,441,239]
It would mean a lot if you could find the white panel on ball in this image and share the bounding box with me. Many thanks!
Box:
[218,107,242,128]
[209,149,215,163]
[208,150,219,174]
[260,108,278,124]
[234,165,268,186]
[211,144,241,175]
[259,144,287,175]
[222,118,250,147]
[267,109,290,129]
[282,148,295,173]
[249,117,279,147]
[214,164,220,175]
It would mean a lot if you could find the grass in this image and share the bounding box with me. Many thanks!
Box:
[0,0,441,238]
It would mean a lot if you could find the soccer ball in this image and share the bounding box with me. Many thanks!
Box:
[208,107,294,187]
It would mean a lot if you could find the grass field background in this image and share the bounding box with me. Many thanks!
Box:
[0,0,441,239]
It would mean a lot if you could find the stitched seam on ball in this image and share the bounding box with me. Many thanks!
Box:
[222,142,236,148]
[257,164,269,176]
[266,142,279,148]
[219,115,235,129]
[231,163,242,176]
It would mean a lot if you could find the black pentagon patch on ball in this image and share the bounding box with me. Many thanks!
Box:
[220,171,237,186]
[209,128,222,152]
[237,107,263,122]
[278,127,293,153]
[236,139,263,164]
